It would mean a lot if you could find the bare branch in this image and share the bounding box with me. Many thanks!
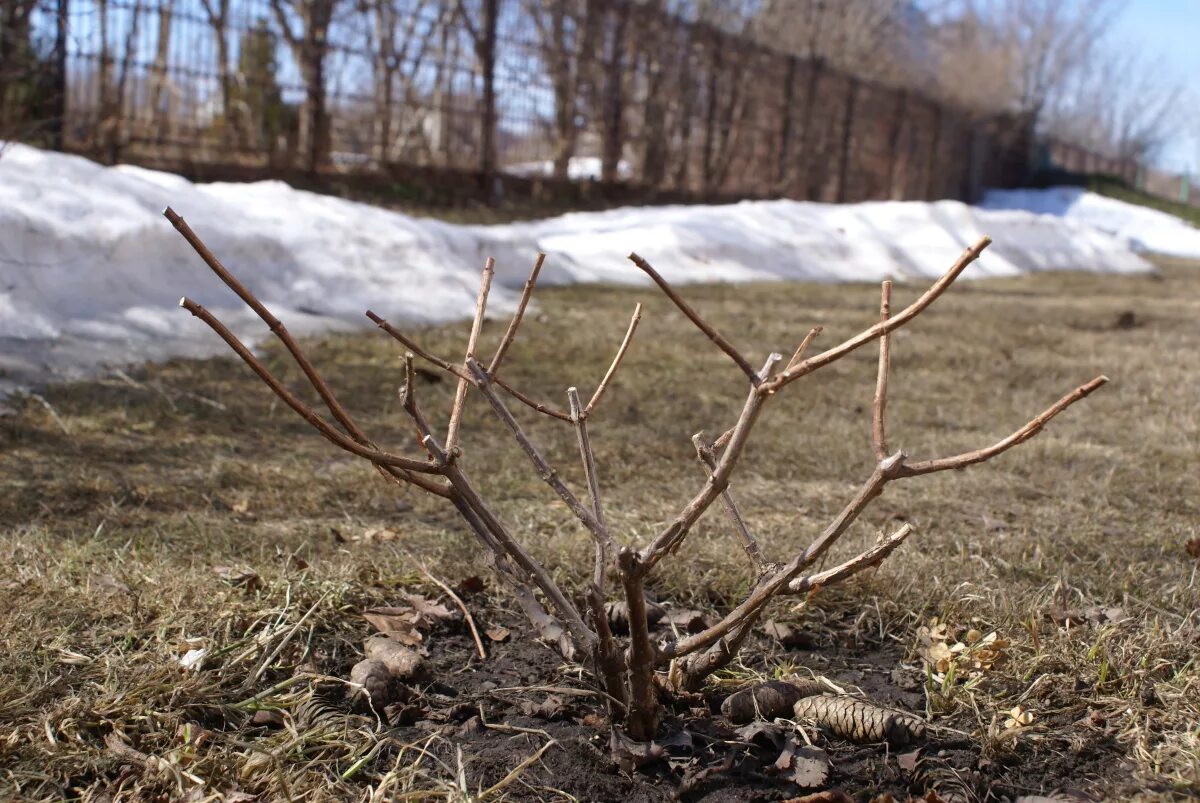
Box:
[787,325,823,371]
[788,524,915,594]
[897,376,1109,477]
[585,303,643,417]
[430,432,594,648]
[640,353,783,571]
[627,252,760,384]
[466,358,612,546]
[448,258,495,452]
[178,298,444,478]
[569,388,615,589]
[367,310,471,381]
[166,207,371,445]
[692,433,764,569]
[762,236,992,394]
[488,252,545,374]
[492,375,572,421]
[873,281,892,460]
[368,309,571,420]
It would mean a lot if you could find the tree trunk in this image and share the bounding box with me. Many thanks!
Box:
[148,0,174,144]
[477,0,498,199]
[599,1,627,183]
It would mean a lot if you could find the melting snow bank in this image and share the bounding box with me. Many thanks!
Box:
[0,143,1186,395]
[982,186,1200,260]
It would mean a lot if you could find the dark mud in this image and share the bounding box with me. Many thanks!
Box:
[321,607,1134,802]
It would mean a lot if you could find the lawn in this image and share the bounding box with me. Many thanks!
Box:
[1,258,1197,801]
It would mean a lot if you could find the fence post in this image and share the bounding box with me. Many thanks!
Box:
[886,89,907,199]
[923,102,942,200]
[776,54,797,193]
[835,76,858,203]
[48,0,69,150]
[479,0,498,200]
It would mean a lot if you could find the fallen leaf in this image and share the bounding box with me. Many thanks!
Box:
[775,737,830,788]
[361,608,423,645]
[485,625,511,642]
[213,566,261,591]
[763,620,814,649]
[663,609,709,634]
[610,729,666,772]
[356,527,401,543]
[405,593,454,627]
[897,748,921,772]
[735,721,787,750]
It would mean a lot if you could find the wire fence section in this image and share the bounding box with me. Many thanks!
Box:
[13,0,1036,203]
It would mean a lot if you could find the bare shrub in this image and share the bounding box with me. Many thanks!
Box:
[167,208,1106,743]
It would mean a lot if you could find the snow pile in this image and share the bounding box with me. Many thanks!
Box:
[0,143,1183,394]
[982,186,1200,260]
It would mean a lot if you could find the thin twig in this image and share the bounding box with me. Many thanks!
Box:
[493,375,572,421]
[467,358,612,546]
[410,557,487,660]
[692,433,764,569]
[896,376,1109,477]
[447,258,495,453]
[250,590,330,684]
[873,281,891,460]
[366,311,471,381]
[761,236,992,394]
[788,524,915,594]
[786,326,823,371]
[640,353,782,571]
[568,387,614,590]
[167,208,436,495]
[628,252,760,384]
[488,252,545,374]
[585,303,643,417]
[179,299,446,479]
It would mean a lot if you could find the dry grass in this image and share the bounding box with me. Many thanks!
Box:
[1,260,1197,800]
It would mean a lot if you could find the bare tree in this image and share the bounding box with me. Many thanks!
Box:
[1042,47,1186,164]
[167,207,1106,744]
[929,0,1121,118]
[197,0,238,145]
[749,0,931,86]
[455,0,499,190]
[271,0,343,171]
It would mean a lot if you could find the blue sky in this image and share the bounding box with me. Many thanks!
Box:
[1116,0,1200,171]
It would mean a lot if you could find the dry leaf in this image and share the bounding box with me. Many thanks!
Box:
[609,729,665,772]
[783,792,853,803]
[485,625,511,642]
[213,566,261,591]
[775,737,830,788]
[1004,705,1035,729]
[361,608,423,645]
[763,620,814,649]
[356,527,400,543]
[404,593,454,627]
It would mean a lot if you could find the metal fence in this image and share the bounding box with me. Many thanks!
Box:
[7,0,1035,204]
[1042,139,1198,209]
